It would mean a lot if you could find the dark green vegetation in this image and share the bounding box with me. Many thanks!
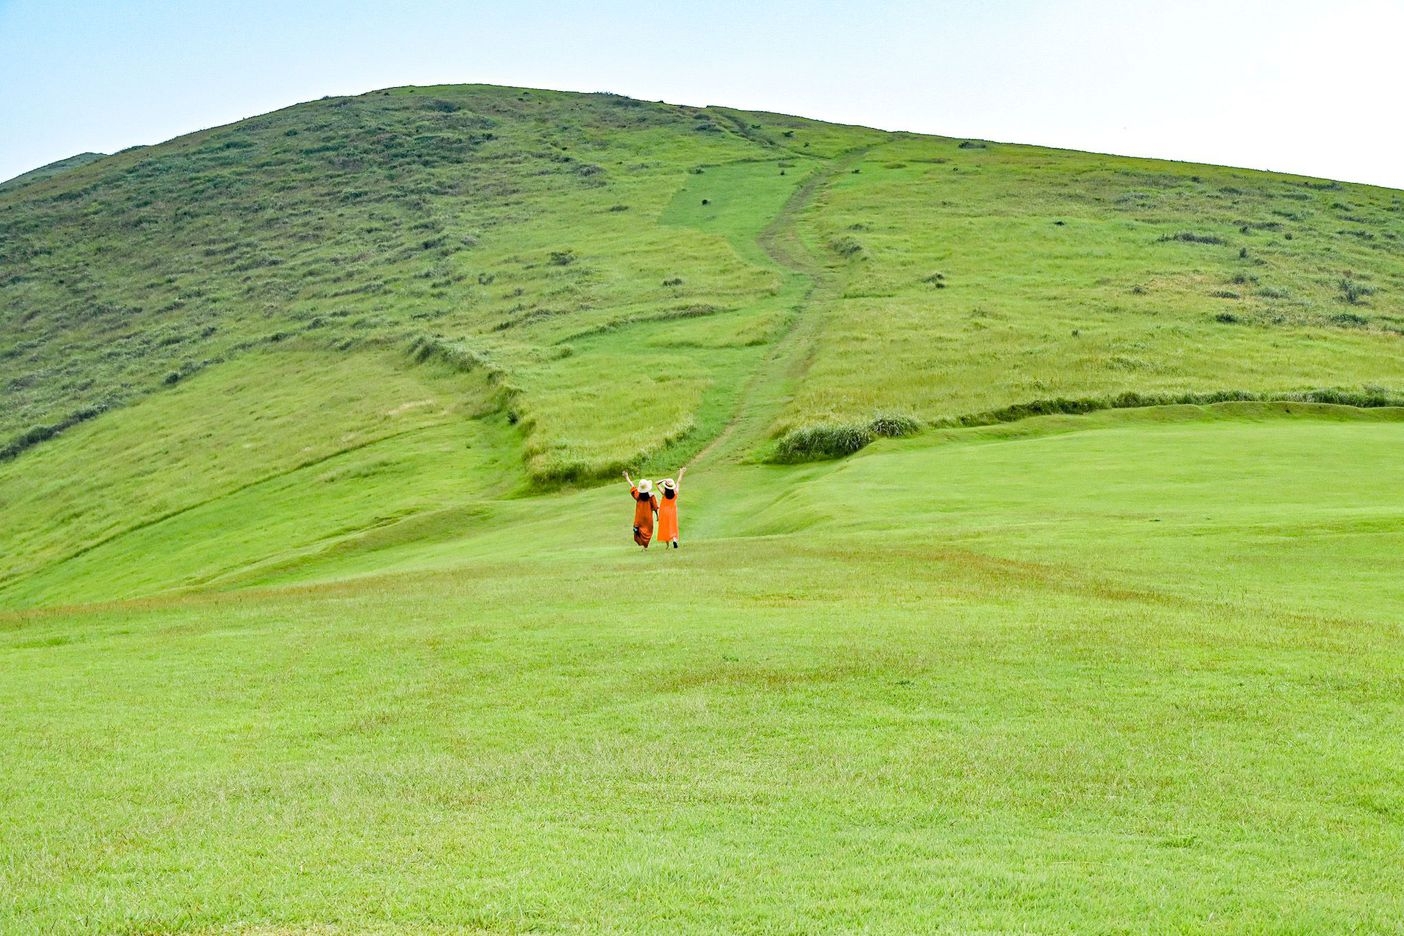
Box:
[3,85,1404,933]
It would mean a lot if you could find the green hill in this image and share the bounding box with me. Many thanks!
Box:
[0,151,107,194]
[4,83,1402,600]
[3,85,1404,932]
[4,85,1402,475]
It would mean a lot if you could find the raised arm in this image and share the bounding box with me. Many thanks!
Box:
[623,470,634,488]
[676,466,687,489]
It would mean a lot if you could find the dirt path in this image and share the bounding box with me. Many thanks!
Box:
[691,147,872,466]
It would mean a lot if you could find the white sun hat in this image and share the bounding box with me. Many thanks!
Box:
[660,478,676,490]
[637,479,653,493]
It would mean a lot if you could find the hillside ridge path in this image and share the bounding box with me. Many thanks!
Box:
[691,145,874,466]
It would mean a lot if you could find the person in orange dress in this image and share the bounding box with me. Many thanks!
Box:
[623,471,659,548]
[656,467,687,549]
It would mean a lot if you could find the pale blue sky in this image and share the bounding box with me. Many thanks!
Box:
[2,0,1402,188]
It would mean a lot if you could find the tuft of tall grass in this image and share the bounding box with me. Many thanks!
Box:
[773,423,874,462]
[1158,231,1227,245]
[1339,277,1375,304]
[772,412,923,462]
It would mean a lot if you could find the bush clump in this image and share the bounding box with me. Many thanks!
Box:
[829,236,864,258]
[407,335,496,375]
[1339,277,1375,304]
[0,402,110,462]
[1286,386,1404,407]
[773,413,923,462]
[773,423,874,462]
[938,387,1404,432]
[869,413,922,438]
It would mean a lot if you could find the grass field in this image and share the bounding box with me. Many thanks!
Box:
[4,407,1404,933]
[4,84,1404,933]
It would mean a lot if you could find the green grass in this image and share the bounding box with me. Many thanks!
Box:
[780,138,1404,433]
[0,344,519,604]
[5,83,1404,932]
[4,409,1404,933]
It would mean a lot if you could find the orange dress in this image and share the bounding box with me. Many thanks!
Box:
[657,491,679,543]
[631,488,659,547]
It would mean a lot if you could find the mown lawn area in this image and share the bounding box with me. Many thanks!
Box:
[4,409,1402,933]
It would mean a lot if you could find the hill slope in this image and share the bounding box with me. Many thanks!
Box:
[0,151,107,194]
[2,82,1403,603]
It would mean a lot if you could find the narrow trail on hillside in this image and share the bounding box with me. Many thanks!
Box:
[691,147,873,466]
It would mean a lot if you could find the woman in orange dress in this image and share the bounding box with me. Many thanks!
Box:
[656,467,687,549]
[623,471,659,548]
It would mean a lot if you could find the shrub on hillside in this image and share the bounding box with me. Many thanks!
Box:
[0,402,109,462]
[829,236,864,259]
[407,335,494,374]
[1339,277,1375,304]
[773,423,874,462]
[1285,387,1404,407]
[773,413,923,462]
[869,413,922,438]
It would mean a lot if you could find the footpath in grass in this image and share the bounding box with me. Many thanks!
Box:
[3,409,1403,933]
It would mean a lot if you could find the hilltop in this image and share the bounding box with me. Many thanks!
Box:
[4,84,1403,474]
[0,151,107,194]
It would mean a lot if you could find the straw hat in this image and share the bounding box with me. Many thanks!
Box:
[660,478,676,491]
[637,479,653,493]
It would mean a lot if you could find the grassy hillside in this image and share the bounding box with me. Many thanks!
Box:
[0,151,107,194]
[3,84,1404,932]
[0,85,880,482]
[788,138,1404,433]
[4,85,1402,480]
[5,83,1401,601]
